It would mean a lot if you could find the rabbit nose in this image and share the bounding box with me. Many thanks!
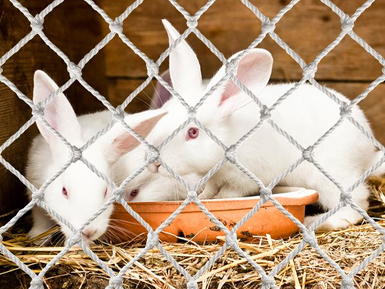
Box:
[148,160,161,173]
[82,228,97,240]
[154,160,161,168]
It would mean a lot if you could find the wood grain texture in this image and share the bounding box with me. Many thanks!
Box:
[99,0,385,81]
[0,0,107,222]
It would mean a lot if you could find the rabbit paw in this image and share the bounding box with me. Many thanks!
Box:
[304,208,363,232]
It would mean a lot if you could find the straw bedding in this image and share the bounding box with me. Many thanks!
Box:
[0,177,384,289]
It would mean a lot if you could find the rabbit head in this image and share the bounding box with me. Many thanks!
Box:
[29,71,166,244]
[147,20,273,182]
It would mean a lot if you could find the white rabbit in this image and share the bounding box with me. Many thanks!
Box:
[139,20,385,232]
[122,172,202,202]
[26,70,167,244]
[111,142,203,202]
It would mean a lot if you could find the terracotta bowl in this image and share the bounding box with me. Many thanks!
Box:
[108,187,318,243]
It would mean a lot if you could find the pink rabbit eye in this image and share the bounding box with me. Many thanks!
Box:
[128,189,139,201]
[104,189,108,199]
[62,187,68,198]
[187,127,199,140]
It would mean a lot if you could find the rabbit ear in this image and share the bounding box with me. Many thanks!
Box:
[162,19,202,105]
[151,70,172,109]
[208,49,273,117]
[33,70,81,149]
[105,109,167,164]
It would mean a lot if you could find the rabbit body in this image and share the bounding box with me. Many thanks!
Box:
[133,20,385,231]
[152,83,379,232]
[202,83,377,199]
[26,110,114,241]
[26,71,166,244]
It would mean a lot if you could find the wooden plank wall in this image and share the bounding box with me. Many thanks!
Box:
[0,0,107,222]
[99,0,385,144]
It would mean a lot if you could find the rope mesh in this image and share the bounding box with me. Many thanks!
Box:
[0,0,384,288]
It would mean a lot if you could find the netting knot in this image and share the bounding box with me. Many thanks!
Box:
[30,276,44,289]
[146,145,159,163]
[303,146,314,162]
[303,230,317,247]
[262,20,276,34]
[109,20,123,34]
[113,188,125,199]
[302,62,317,79]
[0,66,3,74]
[146,61,159,77]
[113,107,125,122]
[341,276,355,289]
[71,146,82,162]
[186,17,198,29]
[226,145,237,164]
[30,15,44,32]
[340,191,352,205]
[340,102,353,117]
[31,191,44,203]
[68,231,82,247]
[188,107,197,118]
[382,66,385,75]
[341,16,354,33]
[260,105,271,121]
[225,231,238,248]
[146,231,159,248]
[109,276,123,289]
[187,191,197,199]
[261,276,276,288]
[260,187,272,202]
[32,104,45,118]
[226,59,238,75]
[187,280,198,289]
[67,62,82,79]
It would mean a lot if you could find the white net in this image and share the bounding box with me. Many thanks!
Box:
[0,0,385,288]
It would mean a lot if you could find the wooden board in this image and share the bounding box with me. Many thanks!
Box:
[99,0,385,81]
[0,0,107,223]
